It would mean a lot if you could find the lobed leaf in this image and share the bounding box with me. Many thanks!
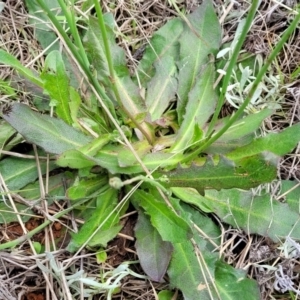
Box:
[156,154,278,193]
[131,189,192,243]
[2,103,92,154]
[201,189,300,242]
[41,50,72,124]
[67,188,120,252]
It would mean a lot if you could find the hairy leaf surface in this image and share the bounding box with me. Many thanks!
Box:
[3,103,92,154]
[0,155,56,191]
[176,0,221,123]
[156,154,277,193]
[83,15,127,86]
[172,62,217,151]
[135,18,183,86]
[202,189,300,242]
[227,122,300,160]
[168,242,217,300]
[145,55,177,121]
[215,260,260,300]
[206,109,273,154]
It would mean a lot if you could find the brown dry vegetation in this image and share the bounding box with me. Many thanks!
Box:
[1,0,300,299]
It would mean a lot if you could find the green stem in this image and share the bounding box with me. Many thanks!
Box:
[92,0,154,144]
[35,0,116,125]
[207,0,259,135]
[0,198,88,250]
[57,0,90,67]
[183,7,300,163]
[93,0,116,87]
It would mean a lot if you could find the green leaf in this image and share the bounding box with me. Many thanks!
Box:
[158,290,175,300]
[227,122,300,160]
[171,187,213,213]
[88,225,122,248]
[117,140,152,167]
[25,0,61,53]
[0,50,43,87]
[206,109,273,154]
[202,189,300,242]
[67,188,119,252]
[145,55,177,121]
[183,203,221,250]
[281,180,300,212]
[156,154,277,193]
[114,76,149,123]
[83,17,152,138]
[172,62,217,152]
[0,156,56,191]
[135,18,183,86]
[168,242,218,300]
[67,176,108,200]
[25,0,80,87]
[83,15,127,86]
[19,173,73,205]
[135,209,173,282]
[2,103,92,154]
[0,202,30,223]
[131,189,192,243]
[78,134,112,156]
[41,50,72,124]
[56,150,97,169]
[0,120,22,154]
[176,0,221,123]
[215,260,260,300]
[94,144,184,174]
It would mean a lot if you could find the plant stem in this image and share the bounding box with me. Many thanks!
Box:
[207,0,259,135]
[0,198,88,250]
[183,6,300,163]
[93,0,154,144]
[35,0,116,126]
[57,0,90,67]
